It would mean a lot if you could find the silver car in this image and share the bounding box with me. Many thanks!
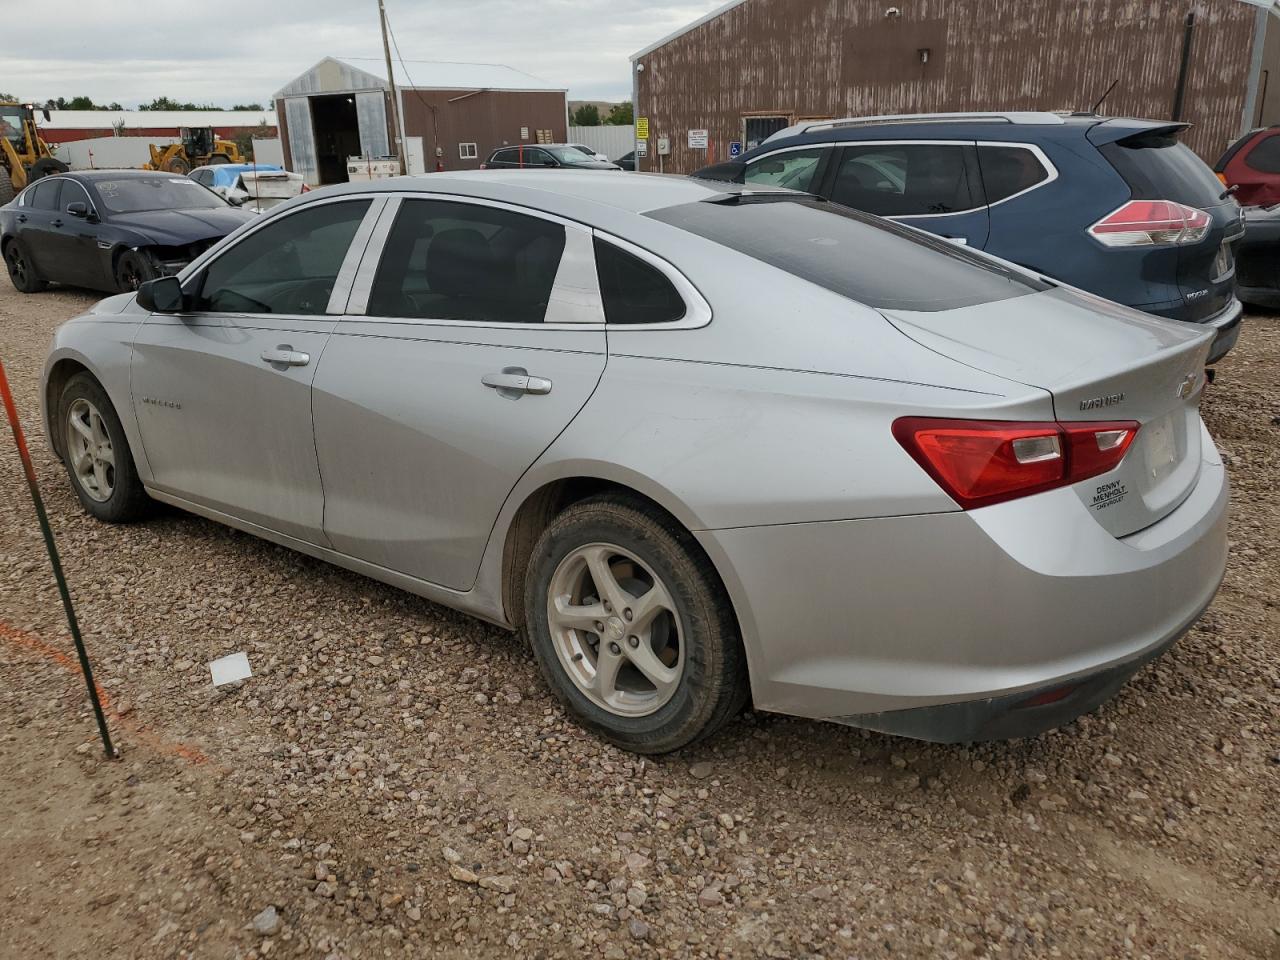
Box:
[41,172,1228,753]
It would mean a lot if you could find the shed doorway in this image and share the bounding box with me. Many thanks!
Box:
[310,94,361,185]
[743,115,790,151]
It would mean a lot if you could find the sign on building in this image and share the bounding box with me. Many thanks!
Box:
[636,140,648,157]
[729,140,743,158]
[688,129,709,149]
[520,126,529,139]
[636,116,650,140]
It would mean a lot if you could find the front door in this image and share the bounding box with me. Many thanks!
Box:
[821,141,990,249]
[49,179,110,290]
[130,196,381,544]
[313,196,607,590]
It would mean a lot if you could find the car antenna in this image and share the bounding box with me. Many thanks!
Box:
[1090,79,1119,115]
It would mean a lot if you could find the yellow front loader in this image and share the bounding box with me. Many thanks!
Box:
[0,102,68,204]
[144,126,243,175]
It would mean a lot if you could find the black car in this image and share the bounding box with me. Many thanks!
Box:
[695,112,1244,363]
[480,144,620,170]
[1232,203,1280,308]
[615,151,636,172]
[1,169,252,294]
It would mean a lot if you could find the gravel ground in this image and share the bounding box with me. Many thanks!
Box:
[1,283,1277,960]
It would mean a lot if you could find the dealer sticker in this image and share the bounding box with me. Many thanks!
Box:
[1091,480,1127,510]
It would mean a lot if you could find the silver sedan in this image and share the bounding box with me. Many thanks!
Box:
[40,171,1228,753]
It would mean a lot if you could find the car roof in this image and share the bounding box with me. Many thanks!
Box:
[311,169,765,215]
[71,169,185,181]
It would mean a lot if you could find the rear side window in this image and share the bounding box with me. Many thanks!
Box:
[647,197,1047,312]
[977,145,1051,203]
[1244,134,1280,173]
[745,148,825,192]
[594,238,686,324]
[195,199,371,314]
[28,179,62,210]
[828,144,975,217]
[1099,135,1224,206]
[367,199,566,323]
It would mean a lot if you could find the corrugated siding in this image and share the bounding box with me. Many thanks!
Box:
[284,97,318,186]
[636,0,1257,173]
[567,124,637,160]
[355,91,391,158]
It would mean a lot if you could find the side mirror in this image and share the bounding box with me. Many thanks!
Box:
[66,201,88,219]
[136,276,185,313]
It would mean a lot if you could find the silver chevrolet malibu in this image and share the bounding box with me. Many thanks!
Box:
[40,171,1228,753]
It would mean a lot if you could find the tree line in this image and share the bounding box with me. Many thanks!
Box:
[0,94,267,111]
[570,102,633,126]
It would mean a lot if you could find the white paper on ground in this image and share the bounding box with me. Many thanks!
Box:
[209,651,252,686]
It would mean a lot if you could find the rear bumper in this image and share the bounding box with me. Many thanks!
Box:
[1200,298,1243,364]
[696,425,1228,740]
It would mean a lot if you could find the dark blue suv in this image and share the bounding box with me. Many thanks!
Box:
[695,112,1244,363]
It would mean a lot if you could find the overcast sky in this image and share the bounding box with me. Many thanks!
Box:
[0,0,723,108]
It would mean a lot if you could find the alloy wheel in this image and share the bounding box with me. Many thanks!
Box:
[66,398,115,501]
[546,542,684,717]
[5,245,27,286]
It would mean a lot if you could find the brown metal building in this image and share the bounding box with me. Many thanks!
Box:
[273,57,567,185]
[630,0,1280,173]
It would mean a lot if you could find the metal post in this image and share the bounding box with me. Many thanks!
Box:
[0,361,117,759]
[378,0,408,175]
[1171,11,1197,122]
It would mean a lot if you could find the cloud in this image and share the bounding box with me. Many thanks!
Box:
[0,0,725,106]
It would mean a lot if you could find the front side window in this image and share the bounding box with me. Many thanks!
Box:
[60,179,92,212]
[594,238,685,324]
[829,143,975,217]
[977,145,1050,203]
[745,148,825,192]
[366,199,566,323]
[92,176,228,213]
[193,199,372,315]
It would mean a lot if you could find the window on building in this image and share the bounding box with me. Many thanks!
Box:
[593,238,686,325]
[459,142,478,160]
[194,199,372,315]
[828,143,975,217]
[366,198,566,323]
[745,148,826,192]
[977,145,1051,204]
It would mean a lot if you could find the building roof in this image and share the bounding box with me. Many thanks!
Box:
[631,0,754,60]
[274,56,564,99]
[39,110,276,130]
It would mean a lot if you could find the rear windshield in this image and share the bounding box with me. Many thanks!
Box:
[646,196,1048,312]
[1100,135,1225,206]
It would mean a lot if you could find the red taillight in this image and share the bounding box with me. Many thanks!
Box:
[479,162,487,169]
[892,418,1140,510]
[300,183,311,193]
[1088,199,1211,247]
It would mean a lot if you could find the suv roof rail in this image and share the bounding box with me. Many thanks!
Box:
[764,111,1066,145]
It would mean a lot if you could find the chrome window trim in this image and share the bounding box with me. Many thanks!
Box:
[590,230,713,331]
[345,192,607,328]
[749,139,1058,220]
[172,193,388,318]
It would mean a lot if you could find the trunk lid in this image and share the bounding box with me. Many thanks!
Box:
[880,286,1214,536]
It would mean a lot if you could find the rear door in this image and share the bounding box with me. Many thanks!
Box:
[19,178,66,281]
[313,195,607,590]
[1217,130,1280,207]
[819,141,990,248]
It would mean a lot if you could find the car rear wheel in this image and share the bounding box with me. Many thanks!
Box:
[524,494,748,753]
[58,373,150,523]
[3,239,47,293]
[114,250,156,292]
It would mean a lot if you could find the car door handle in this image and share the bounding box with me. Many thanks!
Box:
[481,368,552,396]
[16,214,26,223]
[260,347,310,367]
[51,219,63,228]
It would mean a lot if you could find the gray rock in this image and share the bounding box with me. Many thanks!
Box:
[252,906,280,936]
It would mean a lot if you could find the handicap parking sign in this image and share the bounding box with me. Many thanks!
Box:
[729,140,743,158]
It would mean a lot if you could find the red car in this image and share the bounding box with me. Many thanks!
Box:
[1215,126,1280,206]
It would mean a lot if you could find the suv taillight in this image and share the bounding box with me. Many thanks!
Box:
[1088,199,1211,247]
[893,418,1139,510]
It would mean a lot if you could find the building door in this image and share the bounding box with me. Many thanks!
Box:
[743,116,790,151]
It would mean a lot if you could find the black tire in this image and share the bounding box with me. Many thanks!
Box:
[57,373,150,523]
[207,153,232,165]
[0,171,14,206]
[114,249,156,292]
[27,157,69,181]
[164,156,191,175]
[524,494,748,754]
[3,238,47,293]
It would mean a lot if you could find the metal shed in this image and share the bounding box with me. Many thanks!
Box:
[273,57,568,185]
[630,0,1280,174]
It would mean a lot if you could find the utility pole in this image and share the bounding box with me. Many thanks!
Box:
[378,0,407,174]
